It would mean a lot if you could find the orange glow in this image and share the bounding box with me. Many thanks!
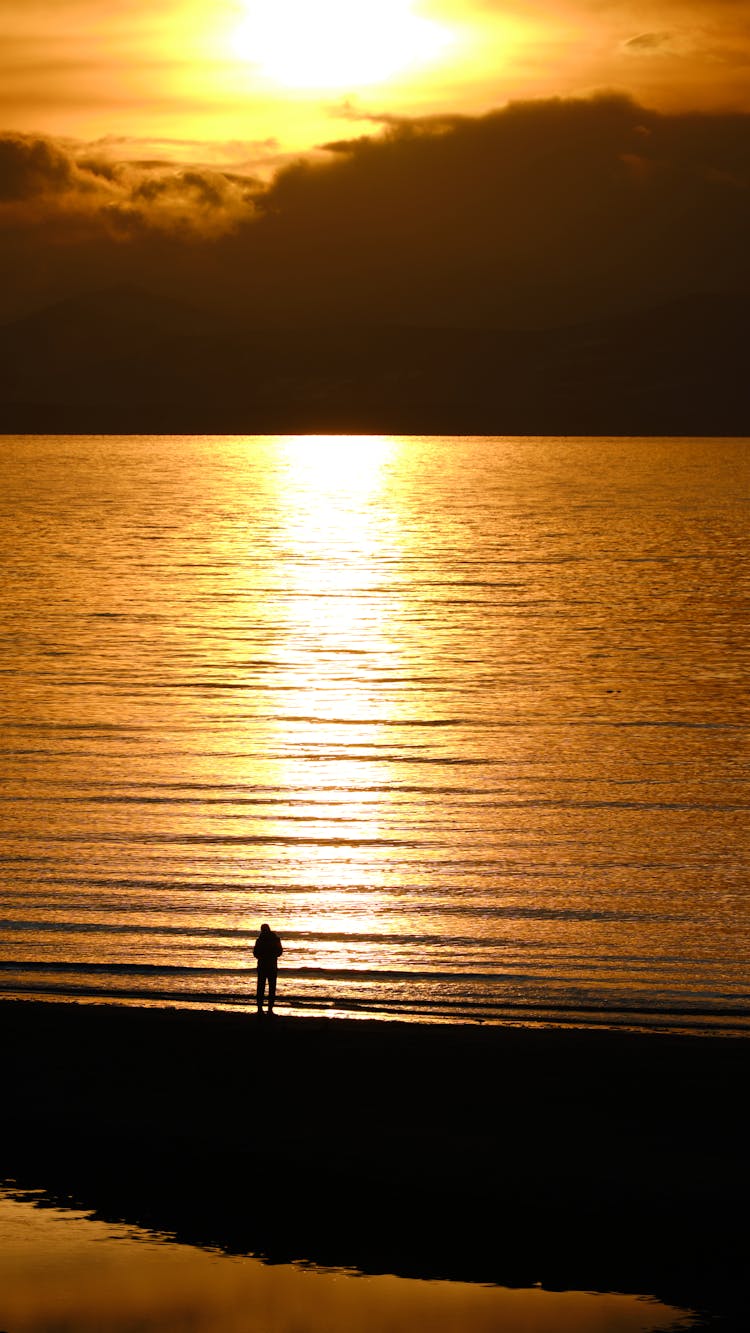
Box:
[3,3,750,154]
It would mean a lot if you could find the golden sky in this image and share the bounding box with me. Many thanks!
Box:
[4,0,750,169]
[1,0,749,338]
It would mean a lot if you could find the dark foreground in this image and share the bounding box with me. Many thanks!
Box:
[1,1002,747,1330]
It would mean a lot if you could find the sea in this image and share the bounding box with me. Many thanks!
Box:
[1,434,748,1032]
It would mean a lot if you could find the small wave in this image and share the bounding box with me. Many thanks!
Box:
[1,979,748,1036]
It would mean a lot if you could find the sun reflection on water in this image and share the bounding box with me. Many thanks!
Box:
[5,435,746,1025]
[235,434,406,942]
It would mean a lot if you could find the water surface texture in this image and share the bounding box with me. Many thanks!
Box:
[1,435,748,1028]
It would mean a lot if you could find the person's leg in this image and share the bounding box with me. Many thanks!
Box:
[256,967,266,1012]
[267,965,277,1011]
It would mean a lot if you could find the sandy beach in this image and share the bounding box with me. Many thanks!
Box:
[0,1000,746,1329]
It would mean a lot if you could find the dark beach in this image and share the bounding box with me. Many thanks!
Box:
[1,1000,746,1330]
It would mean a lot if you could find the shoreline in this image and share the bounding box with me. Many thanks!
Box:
[1,987,747,1039]
[2,999,747,1328]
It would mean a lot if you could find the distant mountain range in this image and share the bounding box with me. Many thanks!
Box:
[1,285,747,434]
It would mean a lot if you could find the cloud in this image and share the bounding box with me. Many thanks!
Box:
[325,99,407,127]
[0,131,94,200]
[247,93,750,326]
[623,32,678,55]
[0,130,262,236]
[82,134,284,174]
[0,94,749,328]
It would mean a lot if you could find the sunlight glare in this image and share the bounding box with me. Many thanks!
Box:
[278,434,394,499]
[228,0,453,91]
[244,435,404,907]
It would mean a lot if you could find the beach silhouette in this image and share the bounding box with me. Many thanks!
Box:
[0,1001,745,1330]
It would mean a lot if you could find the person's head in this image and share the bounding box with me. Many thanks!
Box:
[260,923,270,933]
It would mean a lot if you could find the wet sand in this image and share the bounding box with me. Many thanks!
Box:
[1,1001,746,1329]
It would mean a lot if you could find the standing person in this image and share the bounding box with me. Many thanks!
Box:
[253,923,283,1015]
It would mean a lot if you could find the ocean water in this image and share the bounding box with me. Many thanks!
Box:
[1,434,748,1031]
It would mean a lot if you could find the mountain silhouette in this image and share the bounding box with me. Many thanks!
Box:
[1,285,747,434]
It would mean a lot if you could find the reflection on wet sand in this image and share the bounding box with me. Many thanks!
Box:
[1,1002,745,1331]
[0,1192,693,1333]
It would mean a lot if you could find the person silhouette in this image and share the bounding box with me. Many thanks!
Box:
[253,923,283,1015]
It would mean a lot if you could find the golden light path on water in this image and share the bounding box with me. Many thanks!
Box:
[245,435,405,949]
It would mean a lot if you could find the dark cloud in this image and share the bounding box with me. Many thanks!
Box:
[0,131,92,199]
[240,93,750,327]
[1,94,749,330]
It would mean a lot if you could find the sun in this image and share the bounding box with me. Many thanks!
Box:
[228,0,453,92]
